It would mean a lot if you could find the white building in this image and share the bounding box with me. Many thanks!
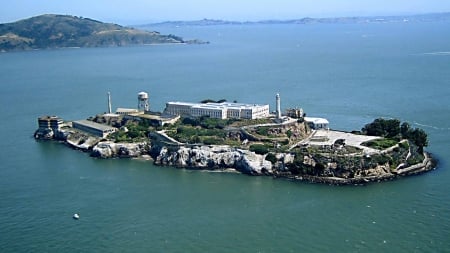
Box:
[72,120,118,138]
[116,108,140,115]
[164,101,270,120]
[305,117,330,130]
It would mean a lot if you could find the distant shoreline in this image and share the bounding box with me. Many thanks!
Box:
[141,12,450,27]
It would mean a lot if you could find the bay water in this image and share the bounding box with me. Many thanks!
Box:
[0,21,449,252]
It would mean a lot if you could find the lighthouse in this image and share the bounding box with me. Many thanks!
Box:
[107,92,112,114]
[276,93,281,119]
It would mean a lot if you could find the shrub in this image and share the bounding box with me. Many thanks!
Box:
[265,153,277,164]
[250,144,269,155]
[256,126,269,136]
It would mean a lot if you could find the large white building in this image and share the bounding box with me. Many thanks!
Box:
[164,101,270,120]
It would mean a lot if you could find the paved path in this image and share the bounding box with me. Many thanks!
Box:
[293,129,381,154]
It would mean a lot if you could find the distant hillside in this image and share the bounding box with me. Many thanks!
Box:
[0,14,196,52]
[144,12,450,27]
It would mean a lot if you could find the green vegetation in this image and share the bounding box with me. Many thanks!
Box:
[362,138,398,150]
[362,118,428,151]
[256,126,269,136]
[110,120,151,143]
[249,144,270,155]
[0,14,187,52]
[265,153,277,164]
[181,116,236,129]
[362,118,400,138]
[200,99,227,104]
[229,118,273,127]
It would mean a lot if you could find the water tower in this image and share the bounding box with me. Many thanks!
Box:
[137,92,149,112]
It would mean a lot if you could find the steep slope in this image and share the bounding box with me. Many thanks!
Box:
[0,14,185,51]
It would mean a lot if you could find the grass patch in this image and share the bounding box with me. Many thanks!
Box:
[362,138,398,150]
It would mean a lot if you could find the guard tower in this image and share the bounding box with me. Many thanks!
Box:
[138,92,149,112]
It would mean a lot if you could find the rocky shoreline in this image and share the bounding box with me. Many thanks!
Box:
[273,152,437,185]
[35,126,437,185]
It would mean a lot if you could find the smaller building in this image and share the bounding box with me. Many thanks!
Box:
[38,116,63,130]
[116,108,139,115]
[126,111,180,126]
[305,117,330,130]
[286,108,304,119]
[72,120,117,138]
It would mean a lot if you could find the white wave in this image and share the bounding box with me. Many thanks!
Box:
[413,122,450,131]
[421,51,450,56]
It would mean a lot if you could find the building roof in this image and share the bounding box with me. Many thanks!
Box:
[166,101,198,106]
[39,115,61,121]
[73,120,117,131]
[304,117,329,124]
[116,108,139,113]
[167,101,268,110]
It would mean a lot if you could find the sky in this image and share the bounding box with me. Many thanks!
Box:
[2,0,450,24]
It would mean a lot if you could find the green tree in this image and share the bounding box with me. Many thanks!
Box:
[400,122,410,138]
[286,129,293,138]
[362,118,400,138]
[409,128,428,152]
[265,153,277,164]
[250,144,269,155]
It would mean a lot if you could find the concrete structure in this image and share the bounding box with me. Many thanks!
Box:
[164,101,270,120]
[107,92,112,114]
[276,93,281,119]
[305,117,330,130]
[126,112,180,126]
[116,108,139,115]
[286,108,304,119]
[38,116,63,130]
[72,120,117,138]
[138,92,150,112]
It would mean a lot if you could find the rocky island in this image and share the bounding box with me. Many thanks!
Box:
[34,92,437,185]
[0,14,206,52]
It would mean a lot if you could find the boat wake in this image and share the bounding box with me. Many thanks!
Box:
[413,122,450,131]
[421,51,450,56]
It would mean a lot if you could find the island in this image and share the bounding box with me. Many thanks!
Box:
[34,91,437,185]
[0,14,207,52]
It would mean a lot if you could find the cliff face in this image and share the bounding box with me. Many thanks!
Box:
[151,145,273,175]
[92,141,150,158]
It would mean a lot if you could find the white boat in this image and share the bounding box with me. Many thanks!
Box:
[73,213,80,220]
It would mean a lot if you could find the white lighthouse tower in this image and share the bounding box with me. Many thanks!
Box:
[138,92,149,112]
[107,92,112,114]
[276,93,282,119]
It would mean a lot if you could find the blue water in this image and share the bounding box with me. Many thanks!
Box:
[0,22,449,252]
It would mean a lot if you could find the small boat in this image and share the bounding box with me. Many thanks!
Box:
[73,213,80,220]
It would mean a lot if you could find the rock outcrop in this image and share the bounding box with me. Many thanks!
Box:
[151,145,272,175]
[92,141,150,158]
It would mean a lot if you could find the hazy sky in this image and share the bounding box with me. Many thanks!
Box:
[2,0,450,24]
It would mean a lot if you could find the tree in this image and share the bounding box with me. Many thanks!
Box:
[265,153,277,164]
[409,128,428,152]
[400,122,410,138]
[250,144,269,155]
[286,129,293,138]
[362,118,386,136]
[384,119,400,138]
[362,118,400,138]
